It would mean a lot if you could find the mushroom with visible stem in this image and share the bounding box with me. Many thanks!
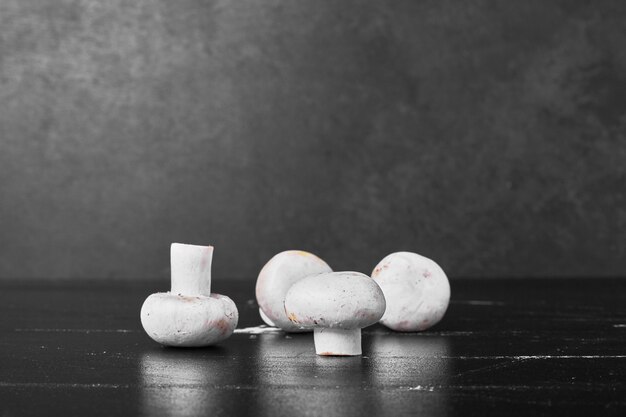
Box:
[140,243,238,347]
[371,251,450,332]
[284,271,386,356]
[255,250,332,332]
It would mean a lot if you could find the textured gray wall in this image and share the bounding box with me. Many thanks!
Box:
[1,0,625,280]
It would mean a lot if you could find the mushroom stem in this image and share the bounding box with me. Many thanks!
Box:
[170,243,213,296]
[313,328,361,356]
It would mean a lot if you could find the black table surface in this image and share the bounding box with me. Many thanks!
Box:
[1,278,625,416]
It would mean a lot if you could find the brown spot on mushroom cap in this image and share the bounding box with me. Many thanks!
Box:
[287,312,299,323]
[388,320,414,332]
[372,263,390,277]
[177,295,199,302]
[214,319,231,335]
[352,309,382,323]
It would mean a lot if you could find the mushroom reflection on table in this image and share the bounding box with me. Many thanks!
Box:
[139,349,235,417]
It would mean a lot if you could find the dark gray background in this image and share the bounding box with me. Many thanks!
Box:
[1,0,625,281]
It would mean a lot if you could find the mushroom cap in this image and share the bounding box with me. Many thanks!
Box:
[371,252,450,332]
[256,250,332,331]
[140,292,238,347]
[284,271,386,330]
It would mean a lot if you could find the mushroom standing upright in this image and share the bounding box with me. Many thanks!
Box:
[284,271,386,356]
[255,250,332,332]
[140,243,238,347]
[371,251,450,332]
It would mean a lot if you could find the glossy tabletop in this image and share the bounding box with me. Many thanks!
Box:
[1,278,625,416]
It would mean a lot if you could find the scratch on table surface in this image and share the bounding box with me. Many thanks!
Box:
[14,328,135,333]
[2,382,625,395]
[402,384,626,392]
[364,330,478,336]
[0,382,129,389]
[448,355,626,360]
[233,325,283,334]
[452,300,506,306]
[613,324,626,328]
[451,357,526,378]
[367,355,626,360]
[407,385,436,391]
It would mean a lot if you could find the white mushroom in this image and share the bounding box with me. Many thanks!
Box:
[371,251,450,332]
[140,243,238,347]
[284,271,386,356]
[256,250,332,332]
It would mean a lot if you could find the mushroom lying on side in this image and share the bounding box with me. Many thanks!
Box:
[371,251,450,332]
[140,243,239,347]
[255,250,332,332]
[284,271,386,356]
